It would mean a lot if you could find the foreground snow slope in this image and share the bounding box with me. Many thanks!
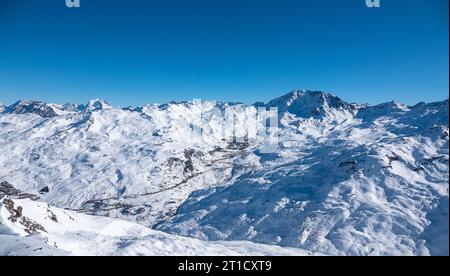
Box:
[0,90,448,256]
[0,197,311,256]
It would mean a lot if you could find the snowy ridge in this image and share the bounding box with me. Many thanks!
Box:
[264,90,356,120]
[0,90,448,256]
[3,100,58,118]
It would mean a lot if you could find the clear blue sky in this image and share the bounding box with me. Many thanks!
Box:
[0,0,448,106]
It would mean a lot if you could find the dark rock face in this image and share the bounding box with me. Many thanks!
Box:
[264,90,356,118]
[39,187,50,194]
[3,198,22,222]
[4,100,58,118]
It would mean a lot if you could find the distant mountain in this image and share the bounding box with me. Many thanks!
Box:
[263,90,356,119]
[2,99,114,117]
[3,100,58,118]
[0,91,448,256]
[83,99,112,112]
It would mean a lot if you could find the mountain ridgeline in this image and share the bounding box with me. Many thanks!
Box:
[0,90,448,256]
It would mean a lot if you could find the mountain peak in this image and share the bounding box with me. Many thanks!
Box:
[4,100,58,118]
[84,99,112,112]
[264,90,355,118]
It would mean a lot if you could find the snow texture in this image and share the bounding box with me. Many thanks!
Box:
[0,90,448,256]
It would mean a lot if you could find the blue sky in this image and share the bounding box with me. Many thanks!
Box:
[0,0,448,106]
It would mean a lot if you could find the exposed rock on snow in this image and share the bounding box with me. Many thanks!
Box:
[264,90,356,119]
[0,181,40,201]
[3,100,58,118]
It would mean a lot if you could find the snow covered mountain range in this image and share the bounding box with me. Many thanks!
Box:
[0,90,448,256]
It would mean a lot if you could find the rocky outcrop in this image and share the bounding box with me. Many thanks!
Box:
[2,197,46,235]
[4,100,58,118]
[0,181,40,201]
